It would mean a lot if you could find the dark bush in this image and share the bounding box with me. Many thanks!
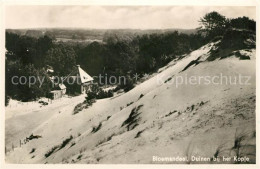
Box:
[229,16,256,32]
[234,51,250,60]
[45,145,59,158]
[86,91,97,100]
[59,135,73,150]
[73,102,87,115]
[86,84,114,100]
[91,122,102,133]
[30,148,36,154]
[117,75,135,92]
[138,94,144,100]
[211,36,223,42]
[208,29,255,61]
[38,100,48,106]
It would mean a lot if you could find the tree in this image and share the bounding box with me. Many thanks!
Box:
[35,36,53,68]
[198,11,227,38]
[45,45,76,76]
[229,17,256,31]
[77,42,105,76]
[5,32,53,68]
[5,62,52,102]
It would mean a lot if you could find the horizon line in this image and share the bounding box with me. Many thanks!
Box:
[5,27,198,30]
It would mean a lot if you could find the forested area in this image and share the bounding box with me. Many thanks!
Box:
[5,12,256,104]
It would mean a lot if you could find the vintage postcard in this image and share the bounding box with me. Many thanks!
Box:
[0,0,259,168]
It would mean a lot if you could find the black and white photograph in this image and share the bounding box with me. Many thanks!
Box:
[1,0,258,166]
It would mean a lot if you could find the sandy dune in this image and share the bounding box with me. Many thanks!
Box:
[5,42,256,164]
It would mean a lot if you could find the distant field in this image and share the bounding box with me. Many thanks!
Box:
[55,38,103,44]
[6,28,197,44]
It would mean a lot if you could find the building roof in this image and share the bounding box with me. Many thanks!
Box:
[47,69,54,73]
[50,90,62,93]
[58,84,66,90]
[64,65,94,84]
[78,66,94,83]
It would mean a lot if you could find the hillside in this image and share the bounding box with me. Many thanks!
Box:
[5,32,256,164]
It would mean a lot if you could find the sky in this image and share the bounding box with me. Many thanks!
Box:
[5,6,256,29]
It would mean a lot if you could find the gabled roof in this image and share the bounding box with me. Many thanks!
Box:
[65,65,93,84]
[78,66,94,83]
[58,84,66,90]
